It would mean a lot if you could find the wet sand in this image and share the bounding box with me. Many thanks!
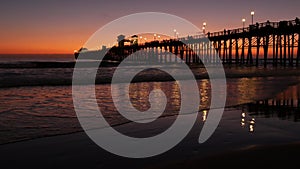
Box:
[1,106,300,169]
[148,142,300,169]
[1,62,300,168]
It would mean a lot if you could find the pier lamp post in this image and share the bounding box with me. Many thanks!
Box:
[242,18,246,29]
[202,22,207,34]
[251,11,255,25]
[139,36,143,44]
[173,29,177,38]
[154,33,157,40]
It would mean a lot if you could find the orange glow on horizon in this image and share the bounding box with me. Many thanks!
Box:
[0,39,86,54]
[0,38,86,54]
[0,23,96,54]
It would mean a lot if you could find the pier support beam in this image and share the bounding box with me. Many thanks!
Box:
[247,37,253,64]
[288,35,292,66]
[223,40,227,63]
[241,37,245,64]
[229,38,232,64]
[297,33,300,66]
[284,34,287,66]
[291,34,295,66]
[264,35,269,68]
[256,36,260,66]
[280,35,283,65]
[272,34,276,66]
[275,35,279,66]
[235,39,239,64]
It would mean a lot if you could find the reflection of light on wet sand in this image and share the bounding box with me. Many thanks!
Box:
[198,79,210,110]
[242,112,246,118]
[239,83,300,135]
[249,118,255,133]
[240,110,255,133]
[202,110,207,122]
[274,84,300,107]
[127,81,181,113]
[235,78,258,104]
[241,111,246,127]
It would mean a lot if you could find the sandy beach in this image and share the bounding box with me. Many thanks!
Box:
[1,104,300,169]
[1,63,300,168]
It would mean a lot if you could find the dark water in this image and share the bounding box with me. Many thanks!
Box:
[1,54,300,145]
[0,54,74,62]
[1,76,300,144]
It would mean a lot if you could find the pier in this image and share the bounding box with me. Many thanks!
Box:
[208,18,300,67]
[77,18,300,67]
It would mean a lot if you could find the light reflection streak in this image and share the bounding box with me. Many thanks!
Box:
[202,110,207,122]
[240,109,255,133]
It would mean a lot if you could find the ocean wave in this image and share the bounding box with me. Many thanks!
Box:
[1,64,300,88]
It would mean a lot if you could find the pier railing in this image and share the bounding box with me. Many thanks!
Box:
[77,18,300,67]
[208,19,300,37]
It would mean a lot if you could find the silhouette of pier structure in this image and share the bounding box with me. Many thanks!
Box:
[77,18,300,67]
[208,18,300,67]
[246,97,300,122]
[245,84,300,122]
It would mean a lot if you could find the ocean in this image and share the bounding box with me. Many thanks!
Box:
[1,54,300,146]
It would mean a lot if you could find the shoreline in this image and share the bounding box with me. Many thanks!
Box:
[2,59,300,68]
[1,65,300,88]
[1,71,300,146]
[1,62,300,168]
[1,108,300,169]
[146,142,300,169]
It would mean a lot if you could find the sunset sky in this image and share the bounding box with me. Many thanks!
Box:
[0,0,299,54]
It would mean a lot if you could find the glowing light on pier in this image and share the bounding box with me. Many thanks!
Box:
[251,11,255,25]
[242,18,246,28]
[202,22,207,34]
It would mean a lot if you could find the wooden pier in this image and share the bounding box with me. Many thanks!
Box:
[78,18,300,67]
[208,18,300,67]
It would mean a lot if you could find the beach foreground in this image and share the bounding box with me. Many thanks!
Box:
[1,59,300,168]
[1,105,300,169]
[148,142,300,169]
